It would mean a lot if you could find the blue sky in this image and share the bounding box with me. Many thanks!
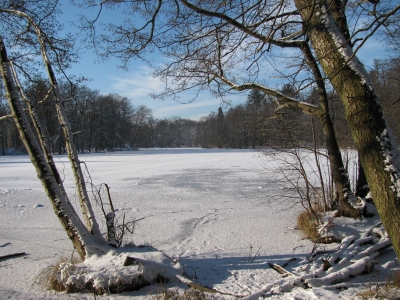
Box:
[59,2,245,121]
[59,2,390,121]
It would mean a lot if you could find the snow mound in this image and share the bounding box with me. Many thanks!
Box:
[54,246,184,294]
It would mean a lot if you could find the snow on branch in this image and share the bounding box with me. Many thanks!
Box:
[305,253,378,287]
[319,3,374,91]
[0,114,13,121]
[214,74,320,115]
[378,129,400,205]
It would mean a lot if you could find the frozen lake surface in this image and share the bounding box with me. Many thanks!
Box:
[1,148,374,299]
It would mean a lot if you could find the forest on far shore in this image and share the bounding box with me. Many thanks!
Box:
[1,57,399,154]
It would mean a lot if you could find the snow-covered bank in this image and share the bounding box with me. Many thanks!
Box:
[0,148,398,299]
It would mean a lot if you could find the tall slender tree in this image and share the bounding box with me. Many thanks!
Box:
[0,1,109,259]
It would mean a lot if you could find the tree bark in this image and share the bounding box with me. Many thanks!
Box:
[317,109,359,218]
[9,62,67,194]
[295,0,400,259]
[356,156,370,198]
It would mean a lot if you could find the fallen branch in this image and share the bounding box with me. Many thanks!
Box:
[305,253,378,287]
[268,263,293,277]
[248,223,394,298]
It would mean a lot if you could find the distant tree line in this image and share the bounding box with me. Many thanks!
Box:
[1,56,399,154]
[0,79,198,153]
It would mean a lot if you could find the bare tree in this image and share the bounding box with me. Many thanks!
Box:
[0,1,109,259]
[80,0,359,214]
[131,105,152,147]
[0,37,103,259]
[78,0,400,258]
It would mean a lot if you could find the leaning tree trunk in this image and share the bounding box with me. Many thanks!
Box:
[295,0,400,259]
[9,61,68,195]
[8,9,104,240]
[0,36,96,260]
[0,8,102,237]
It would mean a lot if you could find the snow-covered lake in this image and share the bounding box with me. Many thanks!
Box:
[1,148,379,299]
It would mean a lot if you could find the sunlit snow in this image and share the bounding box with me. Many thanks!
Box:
[0,148,398,299]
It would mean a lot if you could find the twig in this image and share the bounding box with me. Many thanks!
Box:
[176,274,245,297]
[250,246,262,262]
[281,257,297,267]
[103,183,114,212]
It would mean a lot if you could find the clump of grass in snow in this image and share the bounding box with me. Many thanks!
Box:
[297,210,320,243]
[355,271,400,299]
[38,253,82,292]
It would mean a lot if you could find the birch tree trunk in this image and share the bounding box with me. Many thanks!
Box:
[9,62,67,195]
[295,0,400,259]
[1,8,104,241]
[0,36,95,260]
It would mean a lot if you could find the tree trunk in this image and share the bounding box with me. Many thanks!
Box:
[295,0,400,259]
[299,42,360,217]
[131,124,141,148]
[17,11,104,241]
[9,62,67,194]
[356,156,369,198]
[0,36,93,260]
[1,121,5,155]
[317,109,359,218]
[219,73,359,217]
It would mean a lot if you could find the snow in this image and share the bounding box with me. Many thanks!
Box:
[319,4,374,91]
[378,129,400,201]
[0,148,398,299]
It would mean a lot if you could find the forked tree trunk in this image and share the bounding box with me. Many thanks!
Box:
[295,0,400,259]
[5,8,104,240]
[0,36,94,260]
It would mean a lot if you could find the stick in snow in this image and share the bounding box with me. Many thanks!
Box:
[0,252,26,260]
[281,257,297,267]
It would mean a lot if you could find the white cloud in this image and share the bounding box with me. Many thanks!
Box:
[150,97,222,120]
[110,66,165,99]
